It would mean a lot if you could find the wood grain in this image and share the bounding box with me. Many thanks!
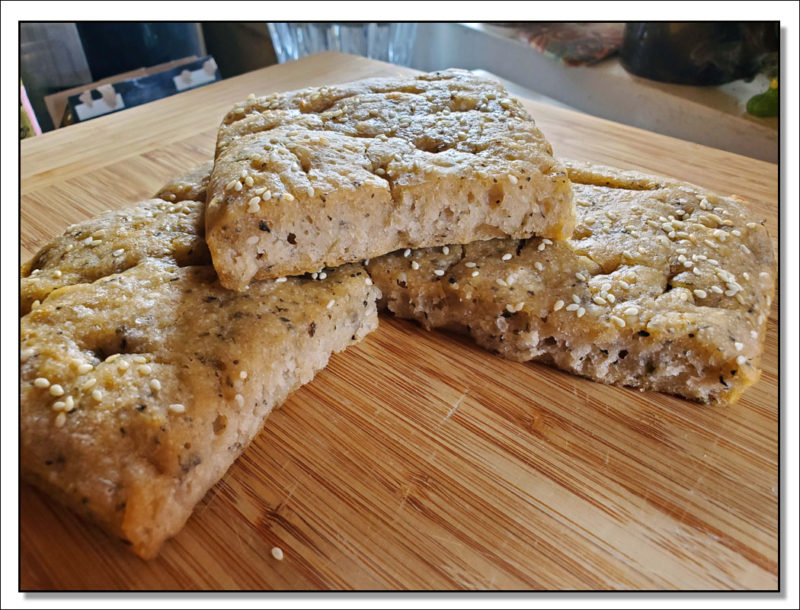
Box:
[19,52,778,591]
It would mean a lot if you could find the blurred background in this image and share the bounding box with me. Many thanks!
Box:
[20,22,779,162]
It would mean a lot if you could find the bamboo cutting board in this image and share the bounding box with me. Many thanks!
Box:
[19,52,778,590]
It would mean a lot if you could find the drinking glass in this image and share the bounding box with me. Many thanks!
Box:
[267,23,417,66]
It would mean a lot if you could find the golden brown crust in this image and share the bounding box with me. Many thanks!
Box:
[367,162,776,404]
[206,70,575,289]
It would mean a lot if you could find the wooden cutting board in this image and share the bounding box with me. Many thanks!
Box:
[19,52,778,590]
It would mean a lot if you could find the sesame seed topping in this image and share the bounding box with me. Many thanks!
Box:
[138,364,152,375]
[281,192,294,201]
[746,222,758,229]
[49,384,65,397]
[318,271,327,280]
[234,181,243,192]
[235,393,245,407]
[610,315,626,328]
[118,360,130,372]
[571,294,581,304]
[606,294,616,303]
[83,237,93,246]
[54,412,67,428]
[261,190,272,201]
[542,239,553,246]
[471,270,479,277]
[575,272,587,281]
[247,197,261,213]
[434,269,445,276]
[693,267,702,275]
[553,300,564,311]
[169,403,186,414]
[112,248,125,257]
[34,377,51,389]
[150,379,161,391]
[411,260,420,270]
[508,175,518,185]
[499,252,513,262]
[91,389,103,401]
[464,261,476,268]
[441,246,450,255]
[593,295,607,305]
[365,277,373,286]
[534,261,544,272]
[244,176,254,187]
[576,307,586,318]
[403,249,411,257]
[271,547,284,561]
[624,307,639,316]
[133,355,147,364]
[496,278,508,287]
[710,285,723,294]
[537,243,546,251]
[565,303,579,311]
[64,395,75,411]
[52,401,66,412]
[77,363,93,375]
[81,378,97,390]
[693,289,708,299]
[275,277,288,283]
[736,355,747,366]
[326,299,335,309]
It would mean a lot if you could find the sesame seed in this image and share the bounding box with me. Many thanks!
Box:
[91,389,103,401]
[496,278,508,287]
[471,270,479,277]
[307,186,315,197]
[693,267,702,275]
[534,261,544,272]
[505,303,516,313]
[693,289,708,299]
[742,272,750,281]
[624,307,639,316]
[138,364,152,375]
[149,379,161,391]
[64,396,75,411]
[54,412,67,428]
[318,271,327,280]
[261,190,272,201]
[571,294,581,304]
[133,355,147,364]
[593,295,607,305]
[606,293,616,303]
[746,222,758,229]
[434,269,445,276]
[575,272,587,282]
[21,347,35,361]
[735,293,746,305]
[112,248,125,257]
[275,277,288,283]
[271,547,284,561]
[542,239,553,246]
[610,315,626,328]
[553,300,564,311]
[508,175,518,185]
[537,243,546,251]
[576,307,586,318]
[52,269,63,279]
[565,303,579,312]
[49,384,65,397]
[169,403,186,414]
[403,249,411,257]
[81,378,97,390]
[235,393,245,407]
[234,181,243,192]
[465,261,476,268]
[77,363,93,375]
[118,360,130,372]
[247,197,261,213]
[83,237,93,246]
[442,246,450,255]
[34,377,50,389]
[736,355,747,366]
[411,260,420,270]
[311,272,318,280]
[365,277,373,286]
[282,192,295,201]
[326,299,335,309]
[740,244,752,254]
[52,401,66,412]
[244,176,254,187]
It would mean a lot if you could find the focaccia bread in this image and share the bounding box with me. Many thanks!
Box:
[206,69,575,290]
[20,168,380,558]
[366,162,776,404]
[20,197,209,315]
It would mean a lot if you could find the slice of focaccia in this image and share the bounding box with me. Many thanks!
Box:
[205,69,575,290]
[366,162,776,404]
[20,168,380,558]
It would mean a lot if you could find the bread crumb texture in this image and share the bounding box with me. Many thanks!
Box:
[367,161,776,404]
